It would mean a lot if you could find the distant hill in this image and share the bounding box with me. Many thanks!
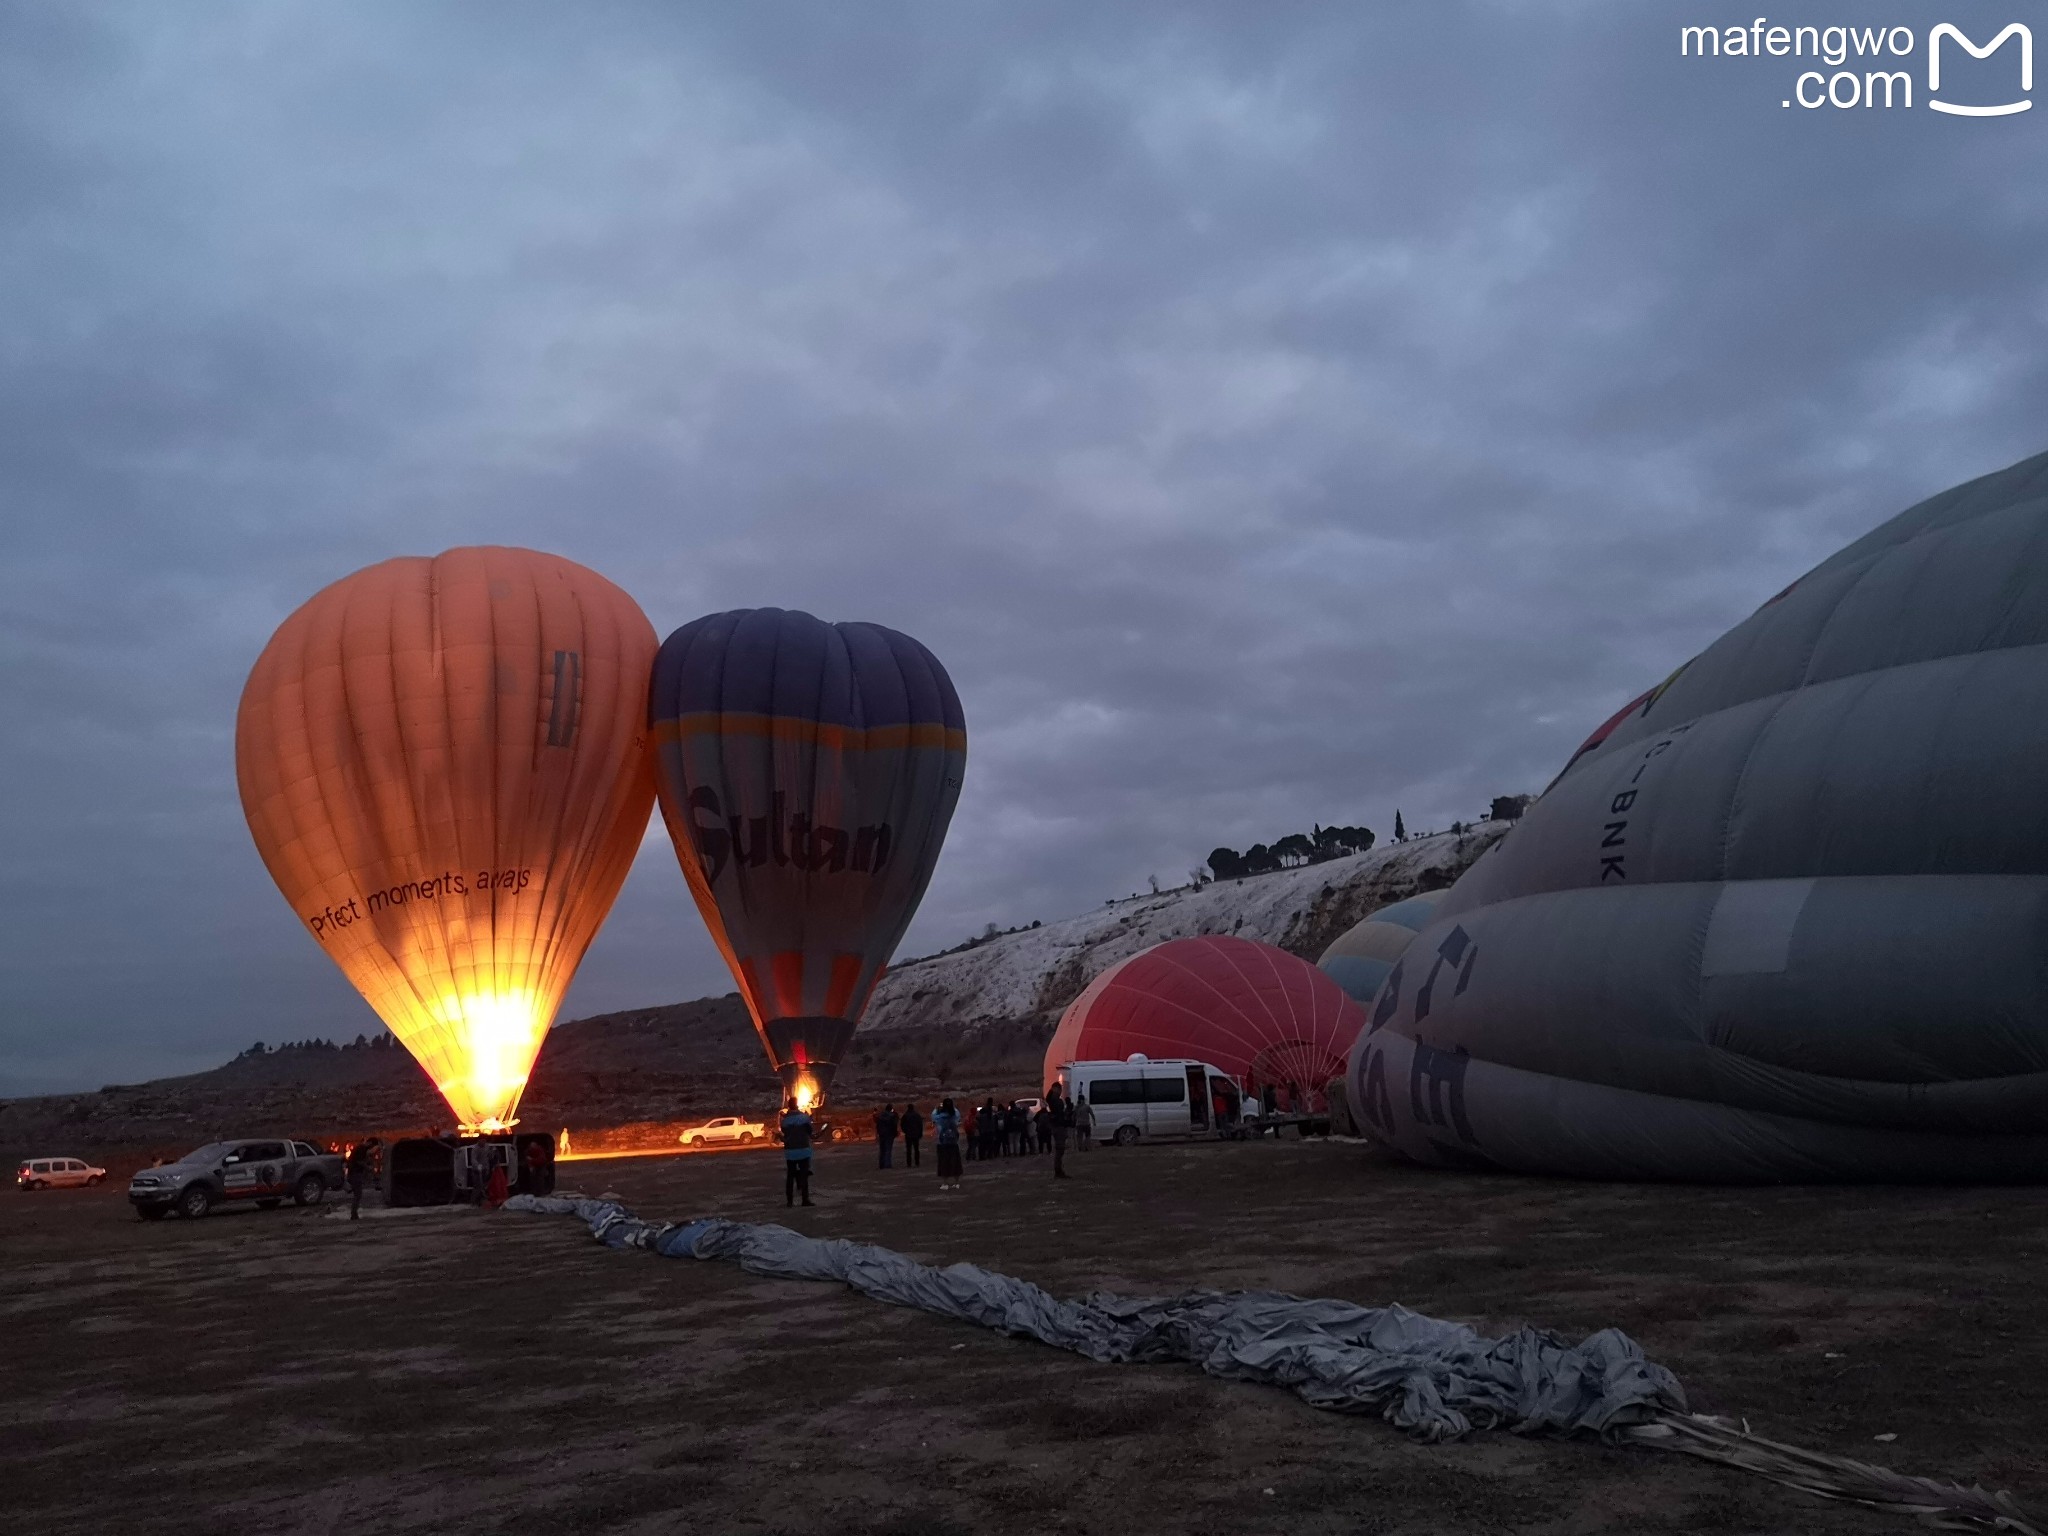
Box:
[0,823,1507,1172]
[862,821,1507,1033]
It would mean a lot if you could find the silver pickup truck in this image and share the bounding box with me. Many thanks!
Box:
[128,1138,346,1221]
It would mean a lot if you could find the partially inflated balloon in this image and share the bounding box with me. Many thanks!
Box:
[1317,893,1444,1007]
[237,548,657,1131]
[1045,935,1365,1111]
[1349,449,2048,1181]
[650,609,966,1108]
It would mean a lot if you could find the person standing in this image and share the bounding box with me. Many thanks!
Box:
[1073,1094,1094,1151]
[781,1097,814,1207]
[346,1136,380,1220]
[1034,1102,1053,1154]
[981,1096,1001,1162]
[963,1102,980,1161]
[932,1097,963,1190]
[874,1103,900,1169]
[901,1102,924,1166]
[1047,1085,1073,1179]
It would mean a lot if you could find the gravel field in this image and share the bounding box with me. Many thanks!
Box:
[6,1136,2046,1535]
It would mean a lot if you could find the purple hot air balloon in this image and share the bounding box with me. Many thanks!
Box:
[649,609,967,1108]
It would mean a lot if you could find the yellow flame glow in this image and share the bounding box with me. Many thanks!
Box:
[415,987,547,1132]
[792,1075,821,1114]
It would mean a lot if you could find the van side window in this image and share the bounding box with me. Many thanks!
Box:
[1088,1078,1145,1105]
[1144,1076,1187,1103]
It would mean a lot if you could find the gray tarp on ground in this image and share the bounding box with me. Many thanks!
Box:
[1347,448,2048,1182]
[506,1193,1684,1443]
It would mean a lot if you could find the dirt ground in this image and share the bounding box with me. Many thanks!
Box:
[6,1138,2046,1536]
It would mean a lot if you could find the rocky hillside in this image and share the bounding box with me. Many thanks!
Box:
[863,821,1508,1036]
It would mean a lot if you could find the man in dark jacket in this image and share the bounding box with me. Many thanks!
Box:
[874,1103,900,1169]
[1047,1087,1074,1179]
[781,1098,814,1206]
[900,1103,924,1166]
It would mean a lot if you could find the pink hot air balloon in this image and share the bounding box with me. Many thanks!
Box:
[1044,935,1367,1111]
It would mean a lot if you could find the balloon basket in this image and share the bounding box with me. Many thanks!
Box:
[382,1131,558,1207]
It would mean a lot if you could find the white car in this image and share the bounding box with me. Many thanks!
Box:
[17,1157,108,1190]
[678,1115,766,1148]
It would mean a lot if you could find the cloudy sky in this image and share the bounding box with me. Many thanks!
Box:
[4,2,2043,1094]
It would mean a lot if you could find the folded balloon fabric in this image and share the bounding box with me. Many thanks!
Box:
[503,1193,1683,1443]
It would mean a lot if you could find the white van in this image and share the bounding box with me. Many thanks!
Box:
[1056,1057,1252,1146]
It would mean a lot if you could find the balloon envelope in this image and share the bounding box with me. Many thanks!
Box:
[237,547,657,1131]
[1317,893,1445,1007]
[649,608,965,1108]
[1350,450,2048,1181]
[1046,935,1366,1110]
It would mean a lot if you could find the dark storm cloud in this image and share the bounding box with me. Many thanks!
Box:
[3,1,2042,1091]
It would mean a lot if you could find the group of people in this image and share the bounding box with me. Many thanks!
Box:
[927,1085,1083,1185]
[777,1083,1097,1203]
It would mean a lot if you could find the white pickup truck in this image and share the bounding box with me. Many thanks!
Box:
[677,1115,767,1148]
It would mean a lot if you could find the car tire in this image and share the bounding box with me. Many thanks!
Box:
[685,1136,700,1147]
[137,1205,169,1221]
[739,1132,754,1144]
[178,1184,214,1219]
[1113,1125,1140,1147]
[294,1174,325,1207]
[87,1174,105,1186]
[23,1179,43,1191]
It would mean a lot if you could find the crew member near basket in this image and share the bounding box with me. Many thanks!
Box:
[781,1098,815,1207]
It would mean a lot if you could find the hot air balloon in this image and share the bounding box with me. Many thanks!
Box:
[649,608,965,1110]
[237,548,657,1133]
[1045,936,1366,1112]
[1349,449,2048,1181]
[1317,893,1444,1007]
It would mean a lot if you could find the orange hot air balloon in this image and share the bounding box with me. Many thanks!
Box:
[236,547,657,1132]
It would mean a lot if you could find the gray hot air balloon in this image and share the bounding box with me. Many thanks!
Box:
[1349,449,2048,1181]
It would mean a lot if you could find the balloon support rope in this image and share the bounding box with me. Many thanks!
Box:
[503,1193,2041,1534]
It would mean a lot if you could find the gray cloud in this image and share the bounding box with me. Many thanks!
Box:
[3,1,2043,1092]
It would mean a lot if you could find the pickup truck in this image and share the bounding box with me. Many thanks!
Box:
[128,1138,347,1221]
[677,1115,767,1148]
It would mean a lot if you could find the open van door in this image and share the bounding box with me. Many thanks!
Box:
[1184,1065,1209,1131]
